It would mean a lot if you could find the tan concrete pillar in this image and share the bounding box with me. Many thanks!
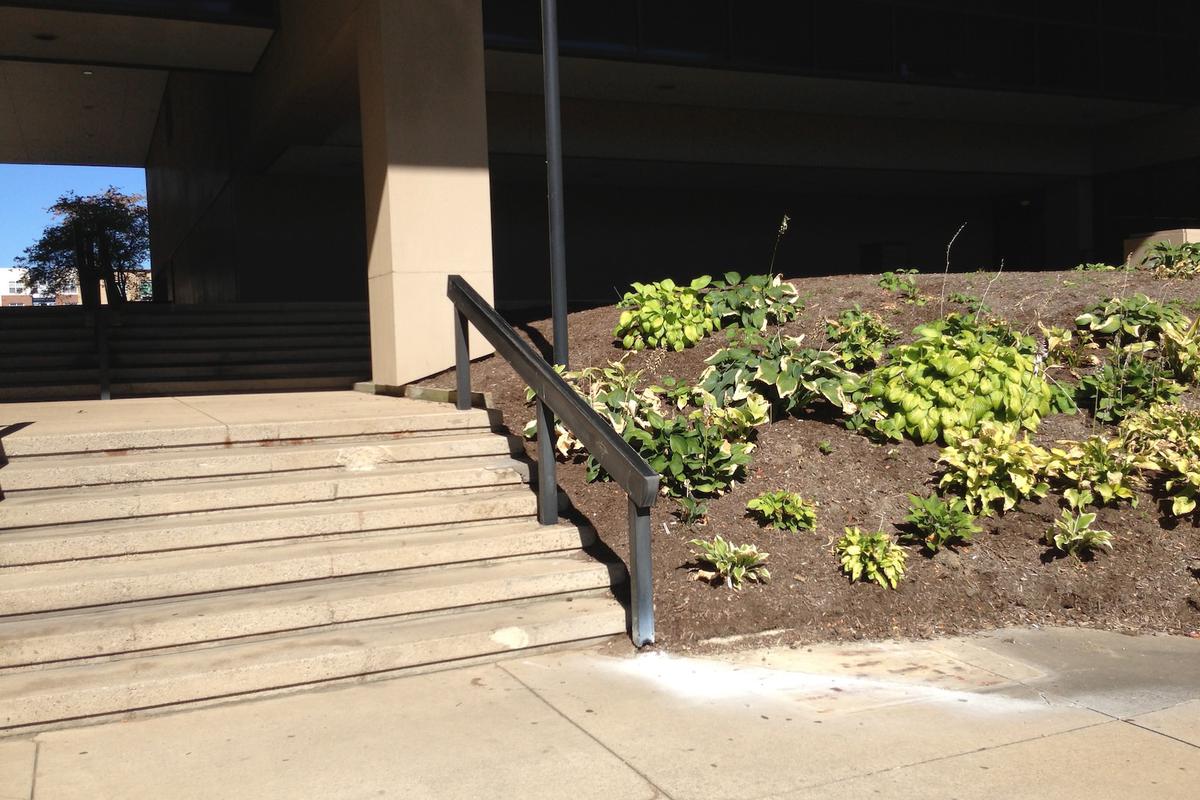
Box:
[357,0,495,389]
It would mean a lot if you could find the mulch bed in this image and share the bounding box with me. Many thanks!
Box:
[421,270,1200,651]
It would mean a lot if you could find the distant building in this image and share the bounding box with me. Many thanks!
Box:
[0,267,79,307]
[0,266,148,307]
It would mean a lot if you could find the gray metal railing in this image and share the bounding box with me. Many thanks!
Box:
[447,275,660,646]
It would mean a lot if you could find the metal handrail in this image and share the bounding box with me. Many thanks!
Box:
[447,275,660,646]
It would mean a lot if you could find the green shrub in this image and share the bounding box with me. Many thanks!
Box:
[1039,324,1096,369]
[1047,435,1140,507]
[825,306,900,370]
[1047,510,1113,557]
[938,422,1053,514]
[848,315,1063,445]
[836,527,907,589]
[1075,294,1186,342]
[1074,262,1123,272]
[689,536,770,589]
[624,406,757,497]
[707,271,802,331]
[878,269,924,304]
[676,496,709,525]
[1077,350,1184,424]
[1159,317,1200,383]
[1120,404,1200,516]
[1142,241,1200,278]
[902,494,981,553]
[947,292,990,314]
[746,490,817,532]
[614,276,718,351]
[700,330,854,419]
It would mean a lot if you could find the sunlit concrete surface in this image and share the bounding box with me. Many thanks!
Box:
[4,626,1197,799]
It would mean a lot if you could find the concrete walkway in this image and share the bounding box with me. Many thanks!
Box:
[2,626,1197,799]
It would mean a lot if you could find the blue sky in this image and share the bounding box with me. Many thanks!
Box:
[0,165,147,267]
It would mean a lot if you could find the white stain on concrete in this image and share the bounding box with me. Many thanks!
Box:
[491,627,531,649]
[600,651,1047,715]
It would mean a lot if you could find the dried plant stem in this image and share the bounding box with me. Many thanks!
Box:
[938,221,968,316]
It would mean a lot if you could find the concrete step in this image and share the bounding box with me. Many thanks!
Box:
[0,350,96,368]
[0,405,492,457]
[106,322,370,340]
[1,431,515,491]
[109,347,368,367]
[0,456,529,529]
[0,489,542,565]
[111,375,366,398]
[0,551,617,667]
[0,510,586,615]
[0,384,100,402]
[122,334,369,353]
[112,310,368,327]
[0,592,625,731]
[107,360,372,381]
[0,368,99,387]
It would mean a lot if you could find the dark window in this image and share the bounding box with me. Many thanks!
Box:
[895,7,967,82]
[1102,31,1160,97]
[638,0,728,62]
[560,1,638,56]
[812,1,893,75]
[729,0,813,70]
[963,14,1036,87]
[1037,24,1100,93]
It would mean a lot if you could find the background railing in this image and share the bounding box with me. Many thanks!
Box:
[447,275,659,646]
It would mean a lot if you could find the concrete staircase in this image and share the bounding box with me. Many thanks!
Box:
[0,396,626,732]
[0,302,371,402]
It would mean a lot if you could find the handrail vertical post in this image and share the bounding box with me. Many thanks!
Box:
[96,306,111,401]
[454,307,471,411]
[628,498,654,646]
[535,399,558,524]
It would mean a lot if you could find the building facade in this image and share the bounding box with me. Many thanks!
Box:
[1,1,1198,388]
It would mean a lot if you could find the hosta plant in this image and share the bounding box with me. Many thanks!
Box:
[825,306,900,370]
[689,536,770,589]
[902,493,981,553]
[523,359,660,456]
[1047,510,1113,557]
[614,276,717,351]
[848,314,1062,445]
[1047,435,1140,507]
[700,330,854,419]
[1120,404,1200,516]
[1159,317,1200,383]
[878,269,924,304]
[948,292,990,314]
[624,406,756,497]
[938,422,1054,514]
[677,496,709,525]
[1075,294,1186,342]
[746,490,817,532]
[1039,323,1098,369]
[1076,350,1184,424]
[707,271,802,330]
[1142,240,1200,278]
[836,527,907,589]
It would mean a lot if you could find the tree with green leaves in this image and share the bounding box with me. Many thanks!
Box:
[15,187,149,306]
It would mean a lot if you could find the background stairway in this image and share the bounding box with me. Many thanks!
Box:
[0,302,371,402]
[0,397,626,732]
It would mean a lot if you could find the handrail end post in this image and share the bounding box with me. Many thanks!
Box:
[453,306,471,411]
[628,498,654,647]
[536,400,558,525]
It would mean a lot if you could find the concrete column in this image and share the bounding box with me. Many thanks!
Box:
[357,0,495,389]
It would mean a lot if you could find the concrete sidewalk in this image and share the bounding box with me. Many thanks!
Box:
[2,627,1197,799]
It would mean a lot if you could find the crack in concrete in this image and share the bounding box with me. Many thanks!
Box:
[497,662,677,800]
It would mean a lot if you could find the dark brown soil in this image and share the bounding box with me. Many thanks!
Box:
[421,270,1200,650]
